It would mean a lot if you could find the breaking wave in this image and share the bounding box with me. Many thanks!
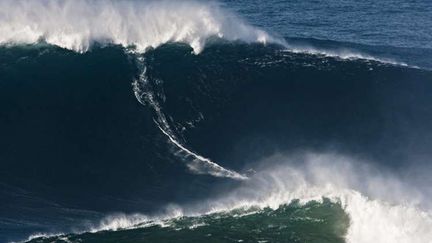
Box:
[0,0,410,66]
[0,0,279,53]
[2,1,432,243]
[24,153,432,243]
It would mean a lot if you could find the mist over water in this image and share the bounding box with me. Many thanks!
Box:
[0,0,278,53]
[1,0,432,243]
[23,152,432,243]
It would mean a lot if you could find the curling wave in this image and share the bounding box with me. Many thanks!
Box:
[0,0,410,67]
[2,1,432,242]
[24,153,432,243]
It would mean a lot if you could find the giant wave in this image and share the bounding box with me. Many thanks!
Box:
[0,0,280,53]
[1,1,432,243]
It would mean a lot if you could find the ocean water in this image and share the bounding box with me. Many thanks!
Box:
[1,0,432,242]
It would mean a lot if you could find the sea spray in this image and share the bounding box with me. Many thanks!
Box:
[0,0,277,53]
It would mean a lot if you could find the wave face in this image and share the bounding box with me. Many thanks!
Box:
[1,1,432,243]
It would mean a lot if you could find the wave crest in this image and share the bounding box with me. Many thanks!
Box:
[0,0,281,53]
[25,153,432,243]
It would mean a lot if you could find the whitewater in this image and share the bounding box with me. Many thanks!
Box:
[1,1,431,243]
[0,0,409,65]
[0,0,278,53]
[21,153,432,243]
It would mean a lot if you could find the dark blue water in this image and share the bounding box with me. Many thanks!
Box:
[222,0,432,69]
[225,0,432,49]
[1,1,432,242]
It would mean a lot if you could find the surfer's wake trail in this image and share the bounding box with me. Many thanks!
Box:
[1,1,432,243]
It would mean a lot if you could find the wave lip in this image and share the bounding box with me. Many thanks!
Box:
[0,0,282,54]
[0,0,411,67]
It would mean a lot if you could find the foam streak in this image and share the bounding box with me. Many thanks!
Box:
[156,123,248,180]
[131,55,246,180]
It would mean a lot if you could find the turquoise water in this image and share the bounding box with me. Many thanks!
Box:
[28,200,349,243]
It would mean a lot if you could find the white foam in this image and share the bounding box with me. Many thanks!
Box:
[0,0,280,54]
[78,153,432,243]
[131,55,247,180]
[23,153,432,243]
[281,46,410,66]
[157,123,248,180]
[0,0,409,66]
[196,153,432,243]
[13,233,65,243]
